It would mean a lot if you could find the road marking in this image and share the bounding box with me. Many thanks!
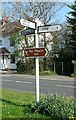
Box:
[56,84,76,89]
[3,80,32,84]
[22,82,32,84]
[16,81,21,83]
[16,81,32,84]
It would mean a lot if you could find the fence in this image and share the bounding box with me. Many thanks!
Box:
[53,61,74,75]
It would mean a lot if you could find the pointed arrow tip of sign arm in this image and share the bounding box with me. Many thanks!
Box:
[58,24,63,30]
[20,19,24,25]
[45,48,48,56]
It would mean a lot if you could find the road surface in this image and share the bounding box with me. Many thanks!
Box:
[0,74,75,98]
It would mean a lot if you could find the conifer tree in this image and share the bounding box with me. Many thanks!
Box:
[66,1,76,59]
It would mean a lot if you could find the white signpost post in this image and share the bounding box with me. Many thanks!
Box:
[35,25,39,102]
[20,19,62,103]
[20,19,40,102]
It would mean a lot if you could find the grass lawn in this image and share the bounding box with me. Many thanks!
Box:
[0,89,76,119]
[0,89,47,119]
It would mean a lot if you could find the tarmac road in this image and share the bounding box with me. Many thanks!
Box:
[0,74,75,98]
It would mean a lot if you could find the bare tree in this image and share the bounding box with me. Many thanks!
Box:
[2,2,66,70]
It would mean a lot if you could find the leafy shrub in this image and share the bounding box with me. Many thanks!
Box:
[30,95,76,120]
[72,60,76,66]
[40,70,54,76]
[16,60,35,74]
[16,61,26,74]
[71,74,76,78]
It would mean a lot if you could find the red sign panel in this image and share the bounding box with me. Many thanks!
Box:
[24,48,47,58]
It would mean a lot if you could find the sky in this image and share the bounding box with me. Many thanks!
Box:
[0,0,75,2]
[49,2,74,24]
[0,1,74,24]
[56,2,74,23]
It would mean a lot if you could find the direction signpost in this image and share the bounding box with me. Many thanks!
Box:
[20,19,36,29]
[24,48,47,58]
[20,28,35,36]
[20,18,62,102]
[20,18,40,102]
[38,24,62,33]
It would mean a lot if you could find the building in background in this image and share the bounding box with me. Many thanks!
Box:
[0,16,22,71]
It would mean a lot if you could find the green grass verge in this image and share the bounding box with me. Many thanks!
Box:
[1,89,47,119]
[0,89,76,119]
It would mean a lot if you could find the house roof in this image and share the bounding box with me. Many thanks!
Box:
[0,47,10,54]
[0,17,23,36]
